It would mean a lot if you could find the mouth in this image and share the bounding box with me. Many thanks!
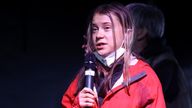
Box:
[96,43,106,50]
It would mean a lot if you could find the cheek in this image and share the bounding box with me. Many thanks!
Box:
[115,30,124,45]
[116,36,124,47]
[92,36,96,44]
[92,35,97,48]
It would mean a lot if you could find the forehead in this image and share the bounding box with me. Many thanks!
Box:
[92,13,119,24]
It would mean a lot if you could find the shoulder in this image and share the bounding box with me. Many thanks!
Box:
[151,51,178,67]
[130,59,162,86]
[128,59,164,104]
[130,59,155,75]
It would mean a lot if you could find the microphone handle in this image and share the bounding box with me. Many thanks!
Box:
[85,69,95,90]
[85,75,94,89]
[84,69,95,108]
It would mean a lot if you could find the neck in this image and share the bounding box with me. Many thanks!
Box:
[94,47,125,68]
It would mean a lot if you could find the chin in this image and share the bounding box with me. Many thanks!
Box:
[97,51,109,57]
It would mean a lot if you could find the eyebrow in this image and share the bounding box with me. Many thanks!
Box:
[92,22,112,26]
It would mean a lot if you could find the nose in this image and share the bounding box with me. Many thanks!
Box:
[96,29,104,39]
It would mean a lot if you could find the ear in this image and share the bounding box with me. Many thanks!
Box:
[122,29,134,48]
[125,28,133,38]
[135,28,147,41]
[126,28,132,34]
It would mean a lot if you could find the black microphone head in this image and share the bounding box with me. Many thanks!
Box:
[84,53,96,70]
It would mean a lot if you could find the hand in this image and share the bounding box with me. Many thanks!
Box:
[78,87,97,107]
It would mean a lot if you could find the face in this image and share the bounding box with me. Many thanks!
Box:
[92,13,124,57]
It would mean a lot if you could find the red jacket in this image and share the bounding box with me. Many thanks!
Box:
[61,59,166,108]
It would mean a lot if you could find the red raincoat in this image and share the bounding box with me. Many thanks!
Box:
[61,59,166,108]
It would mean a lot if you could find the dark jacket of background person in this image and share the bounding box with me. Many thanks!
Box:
[125,3,192,108]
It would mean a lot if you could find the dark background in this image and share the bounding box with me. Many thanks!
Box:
[0,0,191,108]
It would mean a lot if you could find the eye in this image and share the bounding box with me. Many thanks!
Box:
[103,25,112,31]
[92,26,98,33]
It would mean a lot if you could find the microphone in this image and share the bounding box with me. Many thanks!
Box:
[84,53,96,90]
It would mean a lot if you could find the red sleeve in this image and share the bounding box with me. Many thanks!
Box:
[152,84,166,108]
[135,60,166,108]
[61,75,81,108]
[145,80,166,108]
[143,65,166,108]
